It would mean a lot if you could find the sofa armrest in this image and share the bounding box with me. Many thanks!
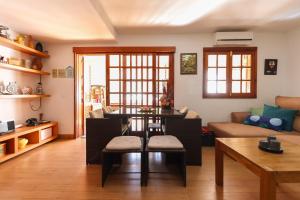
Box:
[231,112,250,123]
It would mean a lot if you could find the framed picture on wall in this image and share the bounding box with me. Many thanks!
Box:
[180,53,197,75]
[264,59,278,75]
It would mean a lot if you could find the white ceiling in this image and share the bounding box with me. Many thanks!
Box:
[0,0,300,42]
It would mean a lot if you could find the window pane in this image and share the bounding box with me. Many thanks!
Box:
[143,81,147,92]
[217,81,226,93]
[148,69,152,79]
[159,69,169,80]
[110,94,120,104]
[137,55,142,66]
[232,55,241,67]
[132,82,136,92]
[126,55,130,67]
[143,55,147,66]
[242,68,251,80]
[143,94,147,105]
[242,55,251,67]
[137,94,142,104]
[126,68,131,80]
[218,55,227,67]
[110,55,119,67]
[232,68,241,80]
[110,68,119,79]
[132,55,136,67]
[242,81,251,93]
[137,68,141,79]
[126,81,131,92]
[110,81,119,92]
[148,55,153,67]
[132,68,136,79]
[232,81,241,93]
[207,81,217,93]
[208,55,217,67]
[148,81,152,92]
[148,95,153,105]
[143,69,147,79]
[217,68,226,80]
[208,68,217,80]
[159,56,169,67]
[137,81,142,92]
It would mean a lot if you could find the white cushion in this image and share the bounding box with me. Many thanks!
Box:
[179,106,188,114]
[106,136,142,150]
[89,109,104,118]
[185,110,200,119]
[148,135,183,149]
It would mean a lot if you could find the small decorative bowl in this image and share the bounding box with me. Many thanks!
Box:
[18,138,28,149]
[21,87,32,94]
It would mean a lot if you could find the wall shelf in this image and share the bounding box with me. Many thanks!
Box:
[0,37,49,58]
[0,94,51,99]
[0,62,50,75]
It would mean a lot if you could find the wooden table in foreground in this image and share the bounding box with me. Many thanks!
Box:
[215,138,300,200]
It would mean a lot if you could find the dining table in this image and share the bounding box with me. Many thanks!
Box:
[104,107,185,135]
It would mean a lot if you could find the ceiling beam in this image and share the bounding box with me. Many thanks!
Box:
[89,0,117,39]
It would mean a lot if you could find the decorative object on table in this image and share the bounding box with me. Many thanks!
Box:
[6,82,18,94]
[180,53,197,75]
[21,86,33,95]
[139,106,153,113]
[32,57,43,70]
[65,66,74,78]
[0,25,9,38]
[8,57,24,66]
[18,138,28,150]
[35,42,43,52]
[15,34,25,45]
[259,136,283,154]
[160,85,173,110]
[264,59,278,75]
[35,82,43,94]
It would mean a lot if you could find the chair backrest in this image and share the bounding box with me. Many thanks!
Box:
[165,117,202,165]
[86,118,123,164]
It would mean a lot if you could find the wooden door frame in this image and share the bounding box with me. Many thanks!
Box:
[73,46,176,138]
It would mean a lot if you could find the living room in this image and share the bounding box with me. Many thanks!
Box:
[0,0,300,200]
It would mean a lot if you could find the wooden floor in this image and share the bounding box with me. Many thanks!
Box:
[0,139,300,200]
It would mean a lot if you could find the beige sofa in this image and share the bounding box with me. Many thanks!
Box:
[208,96,300,143]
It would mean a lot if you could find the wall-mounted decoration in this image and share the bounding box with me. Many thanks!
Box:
[264,59,278,75]
[52,66,74,79]
[65,66,74,78]
[180,53,197,75]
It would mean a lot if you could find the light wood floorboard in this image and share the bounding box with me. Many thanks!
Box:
[0,139,299,200]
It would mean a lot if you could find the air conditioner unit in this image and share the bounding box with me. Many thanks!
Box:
[215,32,254,45]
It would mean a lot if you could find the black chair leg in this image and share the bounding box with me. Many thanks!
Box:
[181,152,186,187]
[102,152,113,187]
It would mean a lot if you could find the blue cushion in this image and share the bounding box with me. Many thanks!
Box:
[244,115,261,126]
[258,116,285,131]
[262,104,298,131]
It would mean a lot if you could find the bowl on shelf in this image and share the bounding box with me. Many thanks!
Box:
[18,138,28,150]
[21,86,32,95]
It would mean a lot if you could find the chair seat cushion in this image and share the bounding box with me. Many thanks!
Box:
[105,136,142,150]
[148,135,184,149]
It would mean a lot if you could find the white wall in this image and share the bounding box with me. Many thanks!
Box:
[44,32,290,135]
[287,27,300,96]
